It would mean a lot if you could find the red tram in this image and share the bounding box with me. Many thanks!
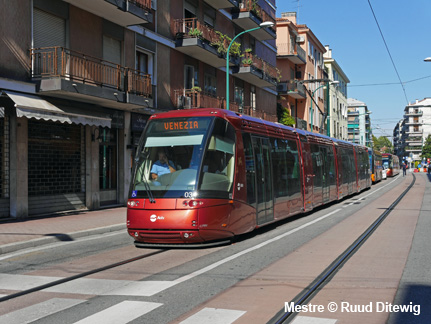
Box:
[127,109,371,247]
[382,153,400,177]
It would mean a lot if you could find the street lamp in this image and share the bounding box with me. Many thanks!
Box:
[226,21,274,111]
[310,81,338,133]
[326,80,339,136]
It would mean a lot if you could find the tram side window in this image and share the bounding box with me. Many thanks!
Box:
[242,133,256,205]
[270,138,289,199]
[311,144,323,188]
[287,140,301,196]
[327,147,336,186]
[199,118,236,195]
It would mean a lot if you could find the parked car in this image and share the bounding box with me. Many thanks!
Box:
[382,168,387,180]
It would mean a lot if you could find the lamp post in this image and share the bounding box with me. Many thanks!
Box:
[226,21,274,111]
[310,84,326,132]
[326,80,339,137]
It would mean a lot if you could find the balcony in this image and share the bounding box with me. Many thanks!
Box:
[232,0,276,41]
[405,146,422,152]
[203,0,239,9]
[405,137,422,144]
[174,89,277,122]
[31,47,152,109]
[405,119,422,126]
[276,43,306,64]
[233,52,278,88]
[404,110,423,117]
[173,18,240,69]
[61,0,152,26]
[277,81,306,99]
[174,89,224,109]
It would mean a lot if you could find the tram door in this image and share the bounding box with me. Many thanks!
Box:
[252,137,274,225]
[311,144,323,206]
[320,146,331,203]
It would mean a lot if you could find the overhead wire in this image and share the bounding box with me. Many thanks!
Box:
[367,0,409,104]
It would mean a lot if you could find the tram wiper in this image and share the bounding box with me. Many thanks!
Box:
[136,152,156,203]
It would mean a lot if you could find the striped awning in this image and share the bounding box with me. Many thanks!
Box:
[3,91,111,128]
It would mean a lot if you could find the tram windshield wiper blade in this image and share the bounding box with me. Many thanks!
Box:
[142,179,155,203]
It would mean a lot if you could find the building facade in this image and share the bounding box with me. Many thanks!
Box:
[398,98,431,163]
[393,119,404,159]
[276,12,326,133]
[0,0,278,219]
[324,46,349,140]
[347,98,372,146]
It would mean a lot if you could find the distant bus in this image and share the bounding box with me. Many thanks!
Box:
[382,153,400,177]
[369,150,383,183]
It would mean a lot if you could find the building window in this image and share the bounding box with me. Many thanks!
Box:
[184,65,198,89]
[0,115,9,199]
[204,73,217,97]
[250,86,256,110]
[234,85,244,107]
[136,50,154,84]
[103,35,121,65]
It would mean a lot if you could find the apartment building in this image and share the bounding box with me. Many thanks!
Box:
[324,46,349,140]
[399,98,431,163]
[276,12,327,133]
[0,0,277,219]
[347,98,372,146]
[393,119,404,159]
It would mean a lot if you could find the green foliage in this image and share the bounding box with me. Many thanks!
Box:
[188,28,203,39]
[373,136,393,153]
[277,103,295,127]
[211,31,241,57]
[242,58,253,65]
[422,134,431,159]
[191,86,202,92]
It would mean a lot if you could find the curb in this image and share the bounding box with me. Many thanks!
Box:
[0,224,126,255]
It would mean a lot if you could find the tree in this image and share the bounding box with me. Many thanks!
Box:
[373,136,393,153]
[277,103,295,127]
[422,134,431,160]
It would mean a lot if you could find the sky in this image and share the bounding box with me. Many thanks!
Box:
[276,0,431,139]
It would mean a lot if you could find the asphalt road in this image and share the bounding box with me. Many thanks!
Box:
[1,174,428,324]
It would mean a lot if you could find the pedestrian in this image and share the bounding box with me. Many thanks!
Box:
[402,162,407,176]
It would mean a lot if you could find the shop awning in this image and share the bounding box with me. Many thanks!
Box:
[4,91,111,128]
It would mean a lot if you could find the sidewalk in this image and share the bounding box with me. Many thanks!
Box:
[0,207,127,255]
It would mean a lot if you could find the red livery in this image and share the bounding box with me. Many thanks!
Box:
[127,109,371,247]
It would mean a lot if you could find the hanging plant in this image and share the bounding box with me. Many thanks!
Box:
[188,28,203,39]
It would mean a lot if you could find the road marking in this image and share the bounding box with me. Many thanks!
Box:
[0,298,84,324]
[174,208,342,285]
[0,209,342,297]
[0,273,60,290]
[179,308,246,324]
[73,301,162,324]
[291,316,337,324]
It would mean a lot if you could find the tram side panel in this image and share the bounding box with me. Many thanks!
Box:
[299,135,314,212]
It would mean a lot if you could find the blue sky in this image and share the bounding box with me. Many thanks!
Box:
[276,0,431,139]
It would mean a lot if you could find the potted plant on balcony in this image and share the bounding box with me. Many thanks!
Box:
[188,28,203,39]
[242,58,253,66]
[191,86,202,92]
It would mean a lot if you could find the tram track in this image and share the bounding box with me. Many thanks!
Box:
[268,174,416,324]
[0,249,167,303]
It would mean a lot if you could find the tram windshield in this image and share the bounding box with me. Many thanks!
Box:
[382,156,392,169]
[131,117,236,199]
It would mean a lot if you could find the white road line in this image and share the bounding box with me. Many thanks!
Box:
[73,301,162,324]
[179,308,246,324]
[291,316,337,324]
[0,298,85,324]
[0,273,60,290]
[174,209,342,284]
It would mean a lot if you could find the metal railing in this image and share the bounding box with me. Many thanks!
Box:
[31,47,151,97]
[129,0,152,10]
[277,42,306,62]
[242,52,278,81]
[173,18,223,46]
[174,89,277,122]
[239,0,276,27]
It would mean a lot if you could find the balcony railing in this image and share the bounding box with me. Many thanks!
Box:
[174,89,277,122]
[31,47,151,97]
[241,52,278,82]
[277,42,306,63]
[129,0,152,10]
[404,111,423,117]
[239,0,276,27]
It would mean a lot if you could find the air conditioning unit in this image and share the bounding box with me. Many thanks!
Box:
[277,82,288,93]
[296,36,305,43]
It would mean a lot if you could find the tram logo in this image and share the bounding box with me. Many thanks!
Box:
[150,214,165,222]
